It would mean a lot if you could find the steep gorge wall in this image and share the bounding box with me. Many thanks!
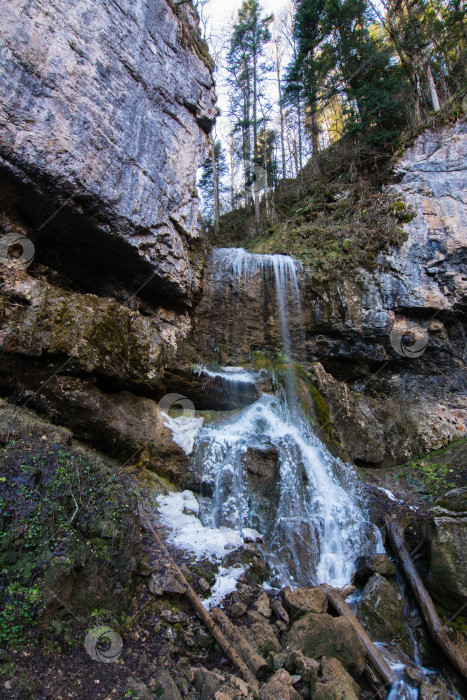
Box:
[0,0,216,473]
[0,0,216,302]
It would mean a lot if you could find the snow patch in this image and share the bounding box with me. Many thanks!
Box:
[376,486,404,504]
[156,491,244,561]
[162,413,204,455]
[203,566,246,610]
[242,528,263,543]
[193,364,257,384]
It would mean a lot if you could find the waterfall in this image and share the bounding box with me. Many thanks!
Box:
[189,247,382,587]
[157,247,433,699]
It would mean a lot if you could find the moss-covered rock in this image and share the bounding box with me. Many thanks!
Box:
[356,574,411,651]
[427,494,467,612]
[246,621,282,656]
[287,612,365,677]
[0,411,142,649]
[25,376,190,482]
[311,657,360,700]
[0,271,164,389]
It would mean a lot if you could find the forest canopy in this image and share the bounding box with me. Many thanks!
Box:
[196,0,467,228]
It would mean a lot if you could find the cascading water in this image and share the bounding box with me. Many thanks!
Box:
[193,393,381,587]
[157,247,451,699]
[190,248,382,587]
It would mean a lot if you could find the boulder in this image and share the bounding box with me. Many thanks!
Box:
[259,669,303,700]
[18,376,190,482]
[246,622,282,656]
[193,669,226,700]
[253,592,272,618]
[311,657,360,700]
[149,671,182,700]
[419,678,453,699]
[427,496,467,612]
[164,367,261,411]
[230,602,247,618]
[222,544,269,586]
[352,554,396,586]
[268,652,289,672]
[149,569,187,596]
[125,679,154,700]
[247,610,267,625]
[282,586,328,618]
[356,574,409,646]
[287,650,319,686]
[194,629,214,648]
[435,487,467,513]
[287,613,365,677]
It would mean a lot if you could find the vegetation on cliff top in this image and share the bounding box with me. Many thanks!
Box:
[210,95,464,275]
[199,0,466,235]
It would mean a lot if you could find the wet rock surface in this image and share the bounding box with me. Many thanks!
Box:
[427,489,467,612]
[352,553,396,586]
[312,656,360,700]
[184,120,467,467]
[287,612,366,676]
[355,574,410,648]
[282,586,328,618]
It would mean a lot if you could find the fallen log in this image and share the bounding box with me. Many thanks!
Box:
[384,514,467,682]
[320,583,397,690]
[211,607,270,680]
[364,662,387,700]
[140,508,260,694]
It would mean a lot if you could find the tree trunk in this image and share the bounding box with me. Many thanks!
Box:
[426,62,441,112]
[310,104,321,176]
[253,43,260,224]
[320,584,397,689]
[245,65,252,209]
[290,19,303,176]
[292,136,298,177]
[384,515,467,682]
[275,38,286,180]
[211,138,220,236]
[229,135,235,209]
[211,608,269,680]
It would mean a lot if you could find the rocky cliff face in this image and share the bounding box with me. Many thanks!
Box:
[0,0,216,472]
[0,0,464,475]
[0,0,216,303]
[303,119,466,465]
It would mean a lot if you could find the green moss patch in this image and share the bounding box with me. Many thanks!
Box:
[360,438,467,510]
[0,422,140,650]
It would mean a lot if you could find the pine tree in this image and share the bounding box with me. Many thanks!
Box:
[287,0,411,153]
[198,141,228,228]
[285,0,326,174]
[227,0,273,217]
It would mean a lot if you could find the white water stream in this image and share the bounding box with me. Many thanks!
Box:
[190,248,383,585]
